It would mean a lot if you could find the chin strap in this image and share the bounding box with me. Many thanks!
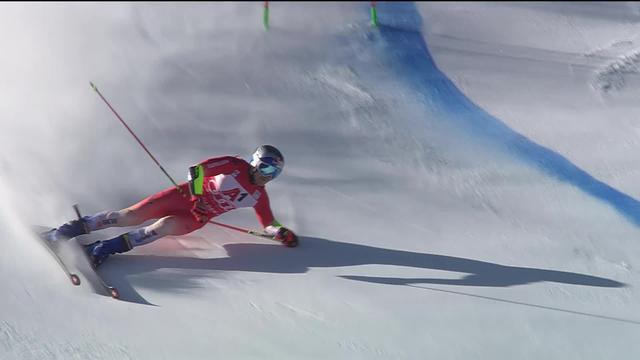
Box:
[248,167,257,184]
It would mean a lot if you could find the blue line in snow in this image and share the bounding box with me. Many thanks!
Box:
[371,2,640,227]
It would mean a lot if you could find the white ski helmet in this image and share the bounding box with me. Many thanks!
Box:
[250,145,284,179]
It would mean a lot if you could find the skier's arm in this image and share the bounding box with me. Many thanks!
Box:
[199,156,238,177]
[188,156,237,197]
[254,195,298,247]
[253,192,275,228]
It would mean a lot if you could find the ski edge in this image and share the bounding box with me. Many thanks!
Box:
[33,228,82,286]
[70,205,121,300]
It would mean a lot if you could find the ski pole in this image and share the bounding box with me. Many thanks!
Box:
[73,204,91,235]
[370,1,378,27]
[263,1,269,30]
[89,82,270,239]
[208,220,274,238]
[90,82,181,190]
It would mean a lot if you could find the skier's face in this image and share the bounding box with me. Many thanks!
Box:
[252,167,273,186]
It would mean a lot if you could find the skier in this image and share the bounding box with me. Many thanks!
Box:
[46,145,298,267]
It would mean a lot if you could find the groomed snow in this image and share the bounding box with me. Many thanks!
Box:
[1,2,640,359]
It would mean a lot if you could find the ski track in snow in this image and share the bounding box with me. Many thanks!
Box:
[276,302,328,323]
[0,321,132,360]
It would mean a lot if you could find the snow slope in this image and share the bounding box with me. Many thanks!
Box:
[1,2,640,359]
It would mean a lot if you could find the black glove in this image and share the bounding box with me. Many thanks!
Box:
[274,227,298,248]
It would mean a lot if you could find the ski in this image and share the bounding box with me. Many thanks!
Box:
[71,204,120,300]
[70,237,120,300]
[33,227,81,286]
[90,268,120,299]
[33,227,119,299]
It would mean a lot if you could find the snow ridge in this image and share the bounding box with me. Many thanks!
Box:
[596,48,640,92]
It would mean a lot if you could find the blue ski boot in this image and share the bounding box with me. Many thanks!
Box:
[84,234,133,267]
[49,217,90,241]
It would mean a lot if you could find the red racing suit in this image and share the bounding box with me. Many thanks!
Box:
[128,156,277,235]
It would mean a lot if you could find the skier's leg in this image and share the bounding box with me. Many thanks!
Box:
[53,184,191,240]
[85,213,206,267]
[120,214,205,248]
[84,184,192,232]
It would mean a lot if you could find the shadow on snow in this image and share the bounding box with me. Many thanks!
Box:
[102,236,624,305]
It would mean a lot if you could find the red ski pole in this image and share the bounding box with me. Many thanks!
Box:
[90,82,271,239]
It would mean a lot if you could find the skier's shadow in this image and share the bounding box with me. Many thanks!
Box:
[101,236,625,304]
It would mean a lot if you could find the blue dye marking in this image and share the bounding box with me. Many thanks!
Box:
[368,2,640,226]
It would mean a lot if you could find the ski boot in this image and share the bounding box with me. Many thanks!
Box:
[46,217,90,242]
[84,234,133,268]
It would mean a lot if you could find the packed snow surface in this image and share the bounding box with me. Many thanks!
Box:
[1,2,640,359]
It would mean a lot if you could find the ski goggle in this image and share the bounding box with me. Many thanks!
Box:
[255,157,283,179]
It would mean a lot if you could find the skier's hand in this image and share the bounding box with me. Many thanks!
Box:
[274,227,298,248]
[190,197,209,223]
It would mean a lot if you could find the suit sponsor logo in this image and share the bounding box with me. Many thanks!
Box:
[204,173,258,213]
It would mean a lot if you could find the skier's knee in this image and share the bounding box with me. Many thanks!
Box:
[149,216,196,237]
[116,209,145,227]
